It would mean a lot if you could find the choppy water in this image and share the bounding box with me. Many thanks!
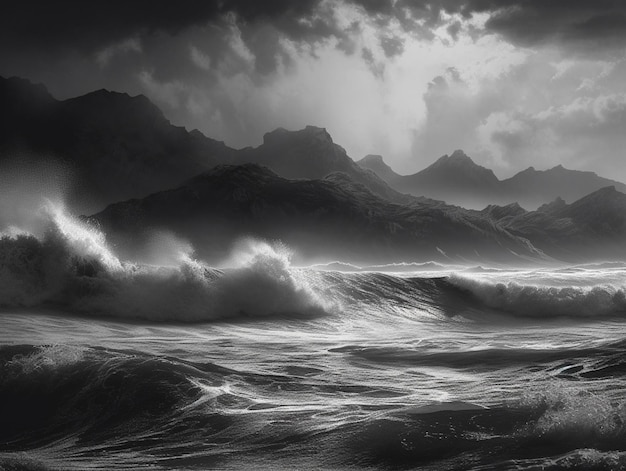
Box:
[2,204,626,470]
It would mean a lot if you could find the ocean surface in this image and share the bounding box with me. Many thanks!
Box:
[2,204,626,470]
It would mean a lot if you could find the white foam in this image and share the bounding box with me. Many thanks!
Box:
[0,204,330,321]
[449,273,626,317]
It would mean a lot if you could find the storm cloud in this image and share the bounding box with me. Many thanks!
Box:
[2,0,626,181]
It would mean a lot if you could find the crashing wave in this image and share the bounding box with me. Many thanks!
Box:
[447,274,626,318]
[0,202,329,321]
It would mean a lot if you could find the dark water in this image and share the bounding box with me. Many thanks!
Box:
[2,208,626,469]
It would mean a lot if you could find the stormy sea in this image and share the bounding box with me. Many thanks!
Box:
[1,202,626,471]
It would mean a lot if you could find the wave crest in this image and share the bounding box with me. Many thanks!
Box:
[448,274,626,318]
[0,203,329,321]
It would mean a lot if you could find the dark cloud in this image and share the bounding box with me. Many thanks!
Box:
[0,0,354,81]
[4,0,626,63]
[482,1,626,53]
[361,47,384,77]
[0,1,219,52]
[380,36,405,58]
[351,0,626,55]
[0,1,330,53]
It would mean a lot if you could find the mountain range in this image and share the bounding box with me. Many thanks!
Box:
[357,151,626,210]
[88,164,626,265]
[0,76,408,213]
[3,75,626,264]
[4,75,625,214]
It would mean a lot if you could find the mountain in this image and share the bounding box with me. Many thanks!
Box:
[234,126,411,204]
[407,150,500,190]
[88,164,546,266]
[0,76,234,213]
[4,73,625,249]
[357,151,626,210]
[500,165,626,209]
[500,186,626,261]
[0,76,414,211]
[357,154,401,182]
[358,150,501,208]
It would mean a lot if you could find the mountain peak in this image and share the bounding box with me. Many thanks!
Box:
[431,150,478,169]
[304,124,330,134]
[556,186,626,232]
[65,88,166,121]
[449,149,470,160]
[356,154,402,187]
[262,125,334,146]
[360,154,385,165]
[427,150,497,178]
[357,154,393,172]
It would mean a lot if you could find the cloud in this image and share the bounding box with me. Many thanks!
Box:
[96,37,142,68]
[4,1,626,69]
[489,92,626,177]
[482,0,626,56]
[3,0,626,185]
[410,67,506,163]
[353,0,626,56]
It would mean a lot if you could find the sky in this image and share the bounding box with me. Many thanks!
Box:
[2,0,626,180]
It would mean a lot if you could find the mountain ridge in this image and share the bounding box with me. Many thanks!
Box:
[3,75,625,217]
[358,151,626,210]
[89,163,547,265]
[0,76,416,211]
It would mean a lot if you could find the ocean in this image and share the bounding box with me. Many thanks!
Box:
[2,203,626,470]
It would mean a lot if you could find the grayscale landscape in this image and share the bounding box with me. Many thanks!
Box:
[2,2,626,470]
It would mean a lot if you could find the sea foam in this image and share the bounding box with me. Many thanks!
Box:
[448,273,626,318]
[0,201,329,321]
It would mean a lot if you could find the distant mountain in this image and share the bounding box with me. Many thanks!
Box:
[234,126,411,204]
[88,164,546,265]
[356,154,401,182]
[359,150,500,209]
[500,165,626,209]
[496,186,626,261]
[408,150,500,191]
[357,152,626,210]
[4,73,626,237]
[0,76,234,213]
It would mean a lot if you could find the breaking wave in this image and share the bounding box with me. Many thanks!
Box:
[0,201,328,321]
[2,199,626,322]
[447,274,626,318]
